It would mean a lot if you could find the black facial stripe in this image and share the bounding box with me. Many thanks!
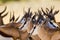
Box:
[50,21,57,28]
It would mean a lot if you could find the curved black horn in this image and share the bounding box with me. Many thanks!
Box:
[46,8,49,14]
[28,8,31,14]
[12,11,15,21]
[10,11,15,22]
[15,15,20,22]
[29,12,32,18]
[2,12,8,18]
[41,8,47,15]
[54,10,59,15]
[38,9,42,15]
[46,8,49,11]
[0,6,7,15]
[49,6,54,14]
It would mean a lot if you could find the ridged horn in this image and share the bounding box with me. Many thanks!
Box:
[0,6,7,15]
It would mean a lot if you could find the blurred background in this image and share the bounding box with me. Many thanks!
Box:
[0,0,60,40]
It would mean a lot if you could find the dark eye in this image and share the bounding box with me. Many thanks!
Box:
[33,19,35,21]
[32,19,36,24]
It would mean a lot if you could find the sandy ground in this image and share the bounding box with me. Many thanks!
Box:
[0,0,60,40]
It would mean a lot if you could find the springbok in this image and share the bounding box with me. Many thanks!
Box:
[29,11,42,40]
[30,10,46,40]
[18,10,40,40]
[42,7,60,40]
[41,7,60,28]
[5,11,40,40]
[0,12,21,40]
[1,8,32,28]
[17,8,34,40]
[20,12,41,40]
[36,15,52,40]
[0,8,33,40]
[34,9,60,40]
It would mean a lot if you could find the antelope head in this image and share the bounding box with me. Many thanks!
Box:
[41,10,60,30]
[19,8,33,30]
[41,7,59,22]
[18,8,32,24]
[37,9,44,24]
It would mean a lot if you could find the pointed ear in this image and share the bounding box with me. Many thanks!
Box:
[46,8,49,14]
[12,12,15,21]
[10,12,15,22]
[15,16,20,22]
[10,17,13,22]
[29,12,32,18]
[23,7,26,15]
[30,12,32,16]
[38,9,42,15]
[54,10,59,15]
[28,8,31,14]
[46,8,49,11]
[0,6,7,15]
[49,6,54,14]
[2,12,8,18]
[41,8,47,15]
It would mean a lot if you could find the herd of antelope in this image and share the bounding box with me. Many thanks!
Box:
[0,6,60,40]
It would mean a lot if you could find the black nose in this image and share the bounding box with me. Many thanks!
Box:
[34,26,36,29]
[29,37,33,40]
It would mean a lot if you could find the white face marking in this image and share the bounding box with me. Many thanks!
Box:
[29,25,38,35]
[31,21,44,35]
[43,15,46,19]
[47,22,59,29]
[21,21,29,31]
[19,18,26,28]
[29,26,34,34]
[19,19,31,31]
[51,21,59,27]
[19,23,24,28]
[35,16,38,20]
[21,18,26,24]
[32,26,38,35]
[47,22,55,29]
